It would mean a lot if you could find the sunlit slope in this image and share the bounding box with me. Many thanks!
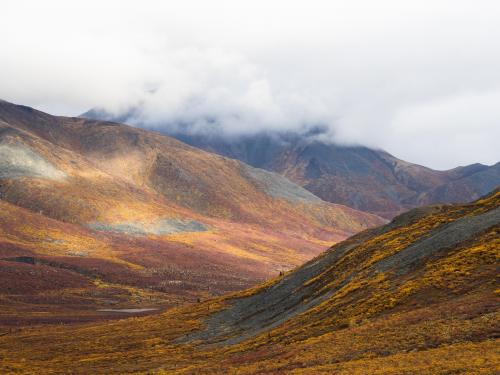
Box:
[0,199,278,325]
[1,190,497,374]
[0,99,382,233]
[0,100,384,238]
[0,99,384,323]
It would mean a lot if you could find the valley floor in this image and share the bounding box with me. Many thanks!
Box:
[0,287,498,374]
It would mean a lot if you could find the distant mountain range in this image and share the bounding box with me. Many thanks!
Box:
[83,108,500,219]
[0,99,382,324]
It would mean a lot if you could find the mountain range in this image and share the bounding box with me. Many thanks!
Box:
[0,99,382,325]
[0,99,498,373]
[83,107,500,219]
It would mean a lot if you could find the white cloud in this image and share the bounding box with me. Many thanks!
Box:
[384,90,500,169]
[0,0,499,169]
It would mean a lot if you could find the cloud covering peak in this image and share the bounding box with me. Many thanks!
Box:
[1,0,499,169]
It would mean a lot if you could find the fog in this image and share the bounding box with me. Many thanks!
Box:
[1,0,499,169]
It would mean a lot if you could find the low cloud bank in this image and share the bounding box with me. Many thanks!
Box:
[1,1,499,169]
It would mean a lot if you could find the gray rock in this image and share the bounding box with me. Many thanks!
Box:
[0,142,66,180]
[241,164,321,204]
[87,218,208,236]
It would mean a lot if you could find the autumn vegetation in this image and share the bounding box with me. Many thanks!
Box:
[0,100,383,325]
[0,188,498,373]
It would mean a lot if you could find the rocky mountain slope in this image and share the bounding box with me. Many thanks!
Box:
[1,190,498,374]
[83,108,500,219]
[0,99,383,324]
[166,132,500,219]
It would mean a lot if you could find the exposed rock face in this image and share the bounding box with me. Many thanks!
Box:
[0,142,66,180]
[88,218,207,236]
[241,164,321,204]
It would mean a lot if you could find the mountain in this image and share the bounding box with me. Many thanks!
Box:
[158,132,500,220]
[0,99,383,325]
[1,189,498,373]
[81,109,500,219]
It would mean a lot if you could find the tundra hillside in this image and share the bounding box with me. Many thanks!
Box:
[1,190,498,374]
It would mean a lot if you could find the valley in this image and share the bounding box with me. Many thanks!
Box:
[2,2,499,373]
[1,188,498,373]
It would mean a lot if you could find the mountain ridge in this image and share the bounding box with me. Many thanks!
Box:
[81,107,500,219]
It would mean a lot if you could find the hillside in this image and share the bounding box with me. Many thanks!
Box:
[168,132,500,219]
[82,109,500,219]
[1,190,498,374]
[0,99,383,324]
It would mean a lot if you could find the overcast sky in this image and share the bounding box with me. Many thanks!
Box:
[1,1,499,169]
